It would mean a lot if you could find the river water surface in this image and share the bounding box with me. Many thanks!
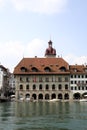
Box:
[0,101,87,130]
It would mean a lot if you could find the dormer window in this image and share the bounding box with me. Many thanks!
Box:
[20,67,27,72]
[60,66,66,72]
[44,67,51,72]
[32,67,38,72]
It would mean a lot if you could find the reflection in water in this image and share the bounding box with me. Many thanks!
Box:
[0,102,87,130]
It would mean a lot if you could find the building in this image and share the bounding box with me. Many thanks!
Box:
[13,40,87,101]
[0,65,10,97]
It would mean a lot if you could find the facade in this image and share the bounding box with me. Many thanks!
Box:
[13,40,87,101]
[0,65,10,97]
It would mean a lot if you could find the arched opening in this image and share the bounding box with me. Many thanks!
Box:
[82,92,87,98]
[64,93,69,100]
[45,94,49,100]
[19,93,24,100]
[51,93,56,99]
[39,84,42,90]
[25,93,30,100]
[73,93,81,99]
[32,94,37,100]
[33,84,36,90]
[46,84,49,90]
[52,84,55,90]
[38,94,43,100]
[58,93,63,99]
[20,84,23,90]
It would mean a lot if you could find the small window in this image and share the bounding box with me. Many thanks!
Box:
[26,84,29,90]
[58,84,62,90]
[65,84,68,90]
[52,84,55,90]
[44,67,51,72]
[46,84,49,90]
[20,85,23,90]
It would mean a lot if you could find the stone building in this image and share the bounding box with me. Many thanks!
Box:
[13,40,71,101]
[13,40,87,101]
[0,65,10,97]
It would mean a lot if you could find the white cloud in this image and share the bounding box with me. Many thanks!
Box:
[0,40,87,73]
[0,0,5,7]
[64,54,87,65]
[11,0,68,14]
[0,39,47,72]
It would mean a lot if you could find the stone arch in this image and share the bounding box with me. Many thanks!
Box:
[45,94,49,100]
[58,93,63,99]
[32,93,37,100]
[19,93,24,100]
[38,93,43,100]
[51,93,56,99]
[25,93,30,98]
[64,93,69,99]
[73,92,81,99]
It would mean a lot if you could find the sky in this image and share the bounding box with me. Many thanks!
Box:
[0,0,87,72]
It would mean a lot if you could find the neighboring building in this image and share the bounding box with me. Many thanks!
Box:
[13,40,87,101]
[70,65,87,99]
[9,73,15,95]
[0,65,10,97]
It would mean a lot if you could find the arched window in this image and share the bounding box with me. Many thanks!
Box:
[65,84,68,90]
[52,84,55,90]
[59,66,66,72]
[44,67,51,72]
[58,84,62,90]
[33,84,36,90]
[20,67,27,72]
[46,84,49,90]
[20,85,23,90]
[32,67,38,72]
[39,84,42,90]
[26,84,29,90]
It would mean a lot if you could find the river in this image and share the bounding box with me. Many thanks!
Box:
[0,101,87,130]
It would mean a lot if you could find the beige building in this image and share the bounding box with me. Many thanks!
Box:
[13,40,87,101]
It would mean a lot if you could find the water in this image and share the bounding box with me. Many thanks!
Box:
[0,101,87,130]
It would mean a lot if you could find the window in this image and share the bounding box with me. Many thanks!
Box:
[58,84,62,90]
[71,75,73,78]
[46,84,49,90]
[26,77,29,82]
[26,84,29,90]
[75,87,77,90]
[39,77,43,82]
[65,84,68,90]
[39,84,42,90]
[45,77,49,82]
[71,87,73,90]
[33,84,36,90]
[78,86,80,90]
[20,77,23,82]
[20,85,23,90]
[65,77,69,82]
[52,84,55,90]
[58,77,62,82]
[71,81,73,84]
[44,67,51,72]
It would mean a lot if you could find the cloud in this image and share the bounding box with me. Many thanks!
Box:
[0,0,5,7]
[0,39,87,73]
[64,54,87,65]
[11,0,68,14]
[0,39,46,72]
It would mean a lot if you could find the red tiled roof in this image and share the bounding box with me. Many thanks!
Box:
[69,65,87,74]
[13,57,70,75]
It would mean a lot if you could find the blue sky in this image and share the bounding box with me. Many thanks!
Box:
[0,0,87,72]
